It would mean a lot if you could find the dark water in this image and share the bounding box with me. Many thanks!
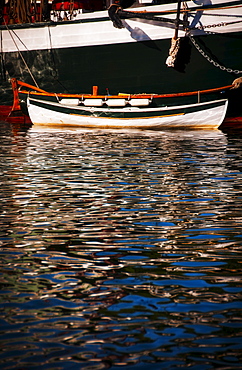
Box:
[0,122,242,370]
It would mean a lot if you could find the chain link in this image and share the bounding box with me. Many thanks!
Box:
[191,20,242,31]
[188,33,242,74]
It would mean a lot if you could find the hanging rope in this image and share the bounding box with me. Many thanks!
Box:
[166,0,182,67]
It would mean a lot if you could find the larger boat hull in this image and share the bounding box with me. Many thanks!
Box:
[1,0,242,118]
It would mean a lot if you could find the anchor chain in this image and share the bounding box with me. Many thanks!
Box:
[186,19,242,74]
[191,20,242,31]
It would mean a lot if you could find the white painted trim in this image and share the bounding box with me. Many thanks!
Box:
[1,1,241,53]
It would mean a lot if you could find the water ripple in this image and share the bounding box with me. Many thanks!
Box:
[0,124,242,369]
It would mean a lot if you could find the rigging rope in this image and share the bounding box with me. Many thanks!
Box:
[4,20,39,88]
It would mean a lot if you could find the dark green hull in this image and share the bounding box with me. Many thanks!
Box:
[1,29,242,118]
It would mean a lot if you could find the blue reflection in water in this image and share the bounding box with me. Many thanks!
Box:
[0,123,242,369]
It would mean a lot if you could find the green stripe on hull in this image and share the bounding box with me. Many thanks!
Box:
[30,98,226,119]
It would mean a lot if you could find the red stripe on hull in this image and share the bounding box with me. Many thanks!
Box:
[0,105,31,124]
[222,116,242,128]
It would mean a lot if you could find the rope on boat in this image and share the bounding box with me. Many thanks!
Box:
[231,77,242,89]
[166,0,184,68]
[166,37,181,67]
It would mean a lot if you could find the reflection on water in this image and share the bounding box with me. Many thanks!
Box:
[0,123,242,369]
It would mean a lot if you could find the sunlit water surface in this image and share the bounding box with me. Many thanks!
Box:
[0,122,242,370]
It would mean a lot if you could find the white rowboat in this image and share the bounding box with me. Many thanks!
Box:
[27,96,228,130]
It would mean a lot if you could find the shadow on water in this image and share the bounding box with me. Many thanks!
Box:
[0,122,242,369]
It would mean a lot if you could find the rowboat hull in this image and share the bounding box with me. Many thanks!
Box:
[27,97,228,129]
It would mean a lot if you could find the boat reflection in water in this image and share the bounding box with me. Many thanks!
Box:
[0,123,242,369]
